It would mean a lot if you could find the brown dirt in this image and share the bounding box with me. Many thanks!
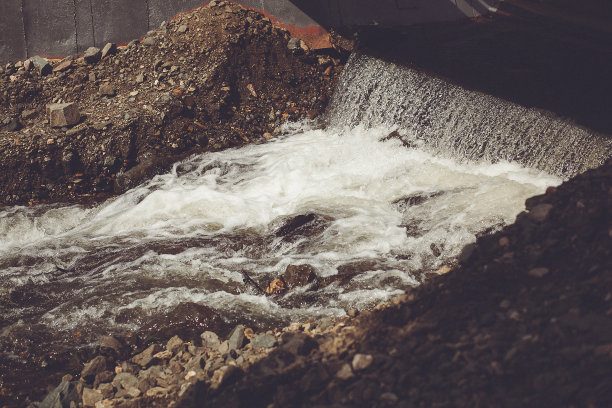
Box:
[0,0,345,207]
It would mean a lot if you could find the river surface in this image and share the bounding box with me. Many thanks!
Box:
[0,121,559,372]
[3,52,591,398]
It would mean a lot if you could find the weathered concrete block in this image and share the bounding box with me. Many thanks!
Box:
[48,103,80,127]
[83,46,101,64]
[29,55,52,76]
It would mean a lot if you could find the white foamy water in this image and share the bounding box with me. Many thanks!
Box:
[0,122,560,351]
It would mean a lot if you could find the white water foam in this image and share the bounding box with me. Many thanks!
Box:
[0,123,560,345]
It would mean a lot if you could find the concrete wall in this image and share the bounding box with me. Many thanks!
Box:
[0,0,500,63]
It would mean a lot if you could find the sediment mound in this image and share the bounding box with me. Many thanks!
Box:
[0,1,343,207]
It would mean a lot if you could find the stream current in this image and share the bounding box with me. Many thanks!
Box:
[7,52,604,387]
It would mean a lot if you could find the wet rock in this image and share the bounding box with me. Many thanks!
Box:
[99,83,116,97]
[352,353,373,371]
[430,243,442,257]
[200,331,221,349]
[135,302,224,344]
[280,332,318,356]
[84,47,102,64]
[101,43,117,59]
[228,325,247,350]
[528,204,553,222]
[283,264,317,288]
[39,381,80,408]
[52,57,73,73]
[29,56,52,76]
[132,344,162,367]
[81,356,108,382]
[251,333,277,349]
[114,156,165,194]
[48,102,80,128]
[100,336,124,358]
[82,387,103,407]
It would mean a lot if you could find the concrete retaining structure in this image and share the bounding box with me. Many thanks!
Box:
[0,0,501,63]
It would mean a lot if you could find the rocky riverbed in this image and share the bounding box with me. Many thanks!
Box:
[25,158,611,408]
[0,0,346,207]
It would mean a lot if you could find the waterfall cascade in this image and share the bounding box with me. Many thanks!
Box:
[327,53,611,178]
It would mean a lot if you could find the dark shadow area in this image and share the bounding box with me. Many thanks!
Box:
[292,0,612,134]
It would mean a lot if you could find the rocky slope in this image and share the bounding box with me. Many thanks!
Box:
[0,0,344,207]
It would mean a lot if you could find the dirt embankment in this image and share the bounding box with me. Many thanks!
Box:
[0,0,346,207]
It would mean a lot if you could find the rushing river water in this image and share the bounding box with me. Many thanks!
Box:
[10,51,609,395]
[0,122,559,369]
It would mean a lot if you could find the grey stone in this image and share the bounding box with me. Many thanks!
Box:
[142,37,157,46]
[48,103,80,128]
[82,387,103,407]
[39,381,80,408]
[287,37,301,52]
[132,344,162,367]
[100,336,123,356]
[81,356,107,382]
[352,353,373,371]
[112,372,139,390]
[84,47,102,64]
[99,83,116,96]
[228,325,247,350]
[201,331,221,349]
[3,118,21,132]
[101,43,117,59]
[251,333,277,349]
[21,109,36,120]
[29,56,52,76]
[177,25,189,33]
[283,264,316,288]
[335,364,354,380]
[280,332,318,356]
[52,57,73,73]
[136,73,145,83]
[166,335,184,355]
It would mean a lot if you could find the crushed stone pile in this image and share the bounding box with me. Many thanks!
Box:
[0,0,344,207]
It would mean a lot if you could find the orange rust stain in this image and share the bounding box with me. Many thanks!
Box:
[229,1,332,49]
